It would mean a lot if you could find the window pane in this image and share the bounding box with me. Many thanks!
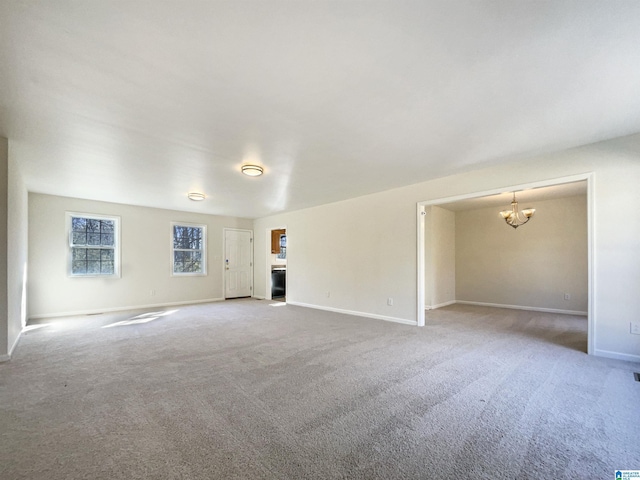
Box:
[173,226,184,249]
[173,251,183,272]
[87,249,101,261]
[182,251,202,273]
[87,219,101,233]
[101,261,114,275]
[100,220,114,234]
[101,233,114,246]
[188,228,202,249]
[87,261,100,274]
[101,249,114,262]
[72,248,87,261]
[72,232,87,246]
[72,217,87,232]
[173,226,202,249]
[72,259,87,274]
[87,233,101,245]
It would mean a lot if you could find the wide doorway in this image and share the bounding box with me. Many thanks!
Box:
[416,174,594,354]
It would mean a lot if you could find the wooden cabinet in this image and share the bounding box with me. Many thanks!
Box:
[271,229,286,254]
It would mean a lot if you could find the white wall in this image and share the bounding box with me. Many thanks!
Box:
[424,206,455,309]
[0,137,7,359]
[254,133,640,361]
[431,206,456,308]
[456,195,587,313]
[28,194,252,318]
[0,136,29,361]
[7,140,28,357]
[254,198,414,324]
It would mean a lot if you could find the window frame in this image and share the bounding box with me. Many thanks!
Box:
[66,212,121,278]
[171,222,207,276]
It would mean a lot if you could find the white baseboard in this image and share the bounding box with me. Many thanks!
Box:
[425,300,456,310]
[287,301,417,326]
[9,330,21,356]
[594,349,640,363]
[1,330,24,362]
[29,298,225,321]
[455,300,587,316]
[253,295,266,300]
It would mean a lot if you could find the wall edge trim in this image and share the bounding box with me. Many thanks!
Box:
[455,300,587,316]
[594,349,640,363]
[425,300,456,310]
[28,298,225,320]
[8,330,22,356]
[287,301,417,326]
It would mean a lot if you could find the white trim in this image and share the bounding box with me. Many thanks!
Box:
[594,349,640,363]
[0,329,24,362]
[455,300,587,316]
[28,298,225,320]
[586,174,596,355]
[287,300,418,326]
[425,300,456,310]
[8,330,21,355]
[417,172,595,355]
[417,204,426,326]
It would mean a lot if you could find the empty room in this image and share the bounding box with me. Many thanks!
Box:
[1,1,640,479]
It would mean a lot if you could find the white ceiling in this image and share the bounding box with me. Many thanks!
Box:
[1,1,639,219]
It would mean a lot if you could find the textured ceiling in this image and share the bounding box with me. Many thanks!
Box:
[1,1,639,218]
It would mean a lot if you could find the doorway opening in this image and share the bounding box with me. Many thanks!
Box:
[267,227,287,302]
[416,173,594,354]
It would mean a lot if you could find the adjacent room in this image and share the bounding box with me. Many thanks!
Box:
[1,1,639,479]
[422,181,588,349]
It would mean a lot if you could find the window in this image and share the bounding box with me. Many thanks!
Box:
[172,223,206,275]
[276,234,286,259]
[67,213,120,276]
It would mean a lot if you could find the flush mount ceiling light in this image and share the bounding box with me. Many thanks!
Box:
[241,164,264,177]
[499,192,535,229]
[187,192,205,201]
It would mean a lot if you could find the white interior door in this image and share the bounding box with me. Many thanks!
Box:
[225,229,253,299]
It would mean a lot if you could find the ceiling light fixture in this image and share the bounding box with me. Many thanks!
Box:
[241,164,264,177]
[187,192,205,201]
[499,192,535,229]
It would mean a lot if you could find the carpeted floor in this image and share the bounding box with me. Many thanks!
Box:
[1,300,639,479]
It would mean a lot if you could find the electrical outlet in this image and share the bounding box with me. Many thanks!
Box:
[150,289,156,296]
[564,293,571,301]
[326,291,330,298]
[631,322,640,335]
[387,297,393,306]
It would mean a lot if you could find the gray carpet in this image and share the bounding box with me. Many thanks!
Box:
[1,300,639,479]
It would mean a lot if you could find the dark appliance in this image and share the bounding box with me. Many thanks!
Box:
[271,268,286,298]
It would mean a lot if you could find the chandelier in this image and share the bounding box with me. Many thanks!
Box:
[499,192,535,229]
